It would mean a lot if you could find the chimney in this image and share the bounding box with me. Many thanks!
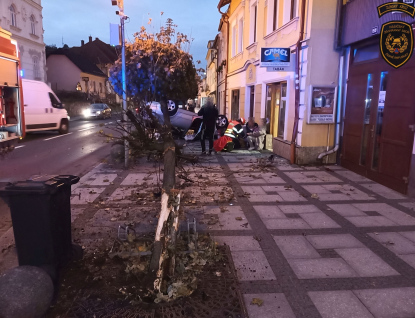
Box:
[81,40,84,46]
[95,37,99,41]
[89,36,92,43]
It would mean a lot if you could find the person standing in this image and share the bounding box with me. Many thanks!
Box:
[198,100,218,155]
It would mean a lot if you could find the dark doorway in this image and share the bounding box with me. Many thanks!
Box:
[231,89,240,121]
[249,86,255,118]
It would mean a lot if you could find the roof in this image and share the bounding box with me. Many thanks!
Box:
[71,38,119,65]
[47,49,107,77]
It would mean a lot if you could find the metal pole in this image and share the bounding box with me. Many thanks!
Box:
[120,10,128,167]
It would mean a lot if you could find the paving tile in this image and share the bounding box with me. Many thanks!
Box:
[234,172,285,184]
[231,251,276,281]
[354,287,415,318]
[301,185,332,194]
[335,170,373,183]
[273,236,321,259]
[327,204,367,217]
[254,205,287,219]
[354,203,415,226]
[71,187,105,205]
[317,193,354,201]
[309,290,374,318]
[306,234,365,249]
[121,173,160,186]
[278,191,308,202]
[108,187,137,203]
[369,232,415,255]
[398,254,415,269]
[336,248,399,277]
[241,186,266,195]
[71,207,85,223]
[360,183,406,199]
[288,258,357,279]
[248,194,282,203]
[300,212,341,229]
[264,218,311,230]
[243,293,296,318]
[400,202,415,211]
[87,173,118,186]
[399,231,415,243]
[346,216,397,227]
[323,165,344,170]
[215,236,262,251]
[203,206,251,231]
[279,205,321,214]
[284,171,343,183]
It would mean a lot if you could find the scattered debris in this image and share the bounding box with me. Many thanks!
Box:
[311,193,319,199]
[251,298,264,307]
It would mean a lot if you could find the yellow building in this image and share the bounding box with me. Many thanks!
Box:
[217,0,341,164]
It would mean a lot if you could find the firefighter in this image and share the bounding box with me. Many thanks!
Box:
[213,118,246,152]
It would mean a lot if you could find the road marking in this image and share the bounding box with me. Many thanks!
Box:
[15,145,25,149]
[78,126,95,132]
[44,133,73,141]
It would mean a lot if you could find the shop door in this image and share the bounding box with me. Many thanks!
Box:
[231,89,239,120]
[342,60,415,194]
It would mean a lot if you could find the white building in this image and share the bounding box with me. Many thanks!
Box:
[0,0,46,81]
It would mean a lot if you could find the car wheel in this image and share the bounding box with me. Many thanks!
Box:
[59,119,69,134]
[216,115,228,129]
[167,100,178,116]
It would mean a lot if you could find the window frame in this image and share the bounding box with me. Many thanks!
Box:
[273,0,279,31]
[10,5,17,27]
[30,15,36,35]
[238,18,243,53]
[249,1,258,44]
[32,56,40,80]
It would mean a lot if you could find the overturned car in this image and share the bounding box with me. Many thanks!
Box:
[145,101,229,140]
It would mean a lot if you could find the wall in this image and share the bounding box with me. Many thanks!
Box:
[46,55,81,91]
[81,72,107,99]
[0,0,46,81]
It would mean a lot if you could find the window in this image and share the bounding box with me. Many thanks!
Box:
[273,0,279,31]
[238,18,243,53]
[250,2,258,44]
[278,83,287,138]
[10,5,17,27]
[99,82,103,93]
[49,93,62,108]
[232,24,236,56]
[290,0,298,20]
[32,56,40,79]
[360,74,374,165]
[30,15,36,35]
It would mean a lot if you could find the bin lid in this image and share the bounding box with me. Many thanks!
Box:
[0,175,79,196]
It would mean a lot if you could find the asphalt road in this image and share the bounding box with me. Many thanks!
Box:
[0,115,122,237]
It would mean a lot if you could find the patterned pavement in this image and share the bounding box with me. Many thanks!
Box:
[3,140,415,317]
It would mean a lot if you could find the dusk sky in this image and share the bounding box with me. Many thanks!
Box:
[42,0,223,67]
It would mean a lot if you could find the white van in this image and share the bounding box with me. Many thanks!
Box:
[22,79,69,134]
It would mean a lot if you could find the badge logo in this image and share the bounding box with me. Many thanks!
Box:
[380,21,413,68]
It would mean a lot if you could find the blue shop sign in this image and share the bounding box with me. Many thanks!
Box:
[260,48,290,67]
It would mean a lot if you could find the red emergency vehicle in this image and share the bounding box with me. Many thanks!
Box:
[0,27,25,153]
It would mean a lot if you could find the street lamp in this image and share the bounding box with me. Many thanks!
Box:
[112,0,129,167]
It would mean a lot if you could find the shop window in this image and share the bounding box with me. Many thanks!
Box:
[278,83,287,138]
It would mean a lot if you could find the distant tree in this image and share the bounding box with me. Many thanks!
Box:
[109,18,198,104]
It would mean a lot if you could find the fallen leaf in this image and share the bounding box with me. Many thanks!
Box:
[110,217,117,222]
[251,298,264,306]
[235,217,243,221]
[311,193,319,199]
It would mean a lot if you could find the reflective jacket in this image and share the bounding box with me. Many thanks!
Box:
[224,120,244,139]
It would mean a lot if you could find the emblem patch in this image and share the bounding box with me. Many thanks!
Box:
[380,21,413,68]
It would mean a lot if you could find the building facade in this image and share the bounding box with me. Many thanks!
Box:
[216,0,342,164]
[0,0,46,81]
[340,0,415,194]
[215,16,229,115]
[205,40,218,104]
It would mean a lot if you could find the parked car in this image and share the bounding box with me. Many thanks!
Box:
[82,103,112,119]
[22,79,69,134]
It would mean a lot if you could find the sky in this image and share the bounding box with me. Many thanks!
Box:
[42,0,223,68]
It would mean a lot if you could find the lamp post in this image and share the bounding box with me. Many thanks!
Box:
[112,0,129,167]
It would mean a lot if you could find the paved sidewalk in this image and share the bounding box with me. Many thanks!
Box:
[2,141,415,317]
